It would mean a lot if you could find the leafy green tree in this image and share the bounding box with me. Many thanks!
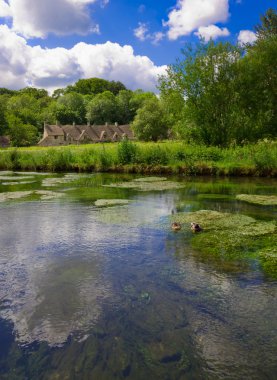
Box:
[18,87,48,99]
[7,114,38,146]
[254,8,277,40]
[159,41,243,146]
[6,94,43,128]
[65,78,126,96]
[86,91,117,124]
[0,94,12,135]
[131,97,168,141]
[116,90,134,124]
[237,35,277,140]
[56,92,86,124]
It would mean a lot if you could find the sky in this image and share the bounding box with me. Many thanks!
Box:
[0,0,275,94]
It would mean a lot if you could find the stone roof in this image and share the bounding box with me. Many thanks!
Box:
[45,124,64,136]
[38,123,134,146]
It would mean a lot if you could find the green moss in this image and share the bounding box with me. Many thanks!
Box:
[104,178,185,192]
[94,199,130,207]
[236,194,277,206]
[170,210,276,277]
[133,177,168,182]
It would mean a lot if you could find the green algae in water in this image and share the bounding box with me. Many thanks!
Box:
[236,194,277,206]
[94,199,131,207]
[133,177,168,182]
[104,178,185,192]
[171,210,277,278]
[0,190,64,202]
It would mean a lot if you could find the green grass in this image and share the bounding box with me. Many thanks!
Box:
[0,140,276,176]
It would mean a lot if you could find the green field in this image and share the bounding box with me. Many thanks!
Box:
[0,140,276,176]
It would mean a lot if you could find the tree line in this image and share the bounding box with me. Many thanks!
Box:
[0,8,276,147]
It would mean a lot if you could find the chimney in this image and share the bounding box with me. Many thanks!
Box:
[115,122,118,127]
[105,122,108,126]
[56,120,58,126]
[73,121,75,126]
[87,121,90,126]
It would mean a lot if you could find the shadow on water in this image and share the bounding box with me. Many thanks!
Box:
[0,172,276,379]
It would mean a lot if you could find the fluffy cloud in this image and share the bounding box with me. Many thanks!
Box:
[237,30,257,45]
[1,0,101,38]
[0,0,12,17]
[165,0,229,40]
[134,22,149,41]
[195,24,230,41]
[0,25,166,93]
[133,23,165,45]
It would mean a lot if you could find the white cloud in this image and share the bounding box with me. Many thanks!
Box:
[195,24,230,41]
[134,22,149,41]
[165,0,229,40]
[237,30,257,45]
[0,0,12,17]
[152,31,165,45]
[134,23,165,45]
[0,25,166,93]
[2,0,101,38]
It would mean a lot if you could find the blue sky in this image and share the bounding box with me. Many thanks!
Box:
[0,0,275,93]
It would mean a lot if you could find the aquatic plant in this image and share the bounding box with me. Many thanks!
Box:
[94,199,130,207]
[171,210,276,278]
[236,194,277,206]
[104,177,185,191]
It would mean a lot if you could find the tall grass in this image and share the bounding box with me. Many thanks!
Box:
[0,140,276,176]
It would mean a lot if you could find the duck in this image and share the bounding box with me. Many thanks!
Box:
[190,222,202,232]
[171,222,182,231]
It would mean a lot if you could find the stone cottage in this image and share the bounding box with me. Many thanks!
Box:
[38,123,134,146]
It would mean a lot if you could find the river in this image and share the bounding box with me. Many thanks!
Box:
[0,172,276,379]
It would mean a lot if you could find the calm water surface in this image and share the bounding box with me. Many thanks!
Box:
[0,172,276,379]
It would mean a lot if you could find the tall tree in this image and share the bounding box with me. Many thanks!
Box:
[159,41,243,146]
[131,97,168,141]
[86,91,117,124]
[254,8,277,40]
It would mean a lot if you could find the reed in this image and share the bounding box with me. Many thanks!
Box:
[0,140,276,176]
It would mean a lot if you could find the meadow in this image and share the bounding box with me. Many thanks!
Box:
[0,139,276,177]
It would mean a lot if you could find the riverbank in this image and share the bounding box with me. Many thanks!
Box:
[0,140,276,177]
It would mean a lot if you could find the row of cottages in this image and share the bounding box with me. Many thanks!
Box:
[38,123,134,146]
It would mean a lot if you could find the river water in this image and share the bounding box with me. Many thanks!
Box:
[0,172,276,379]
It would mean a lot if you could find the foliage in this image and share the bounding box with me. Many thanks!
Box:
[7,115,38,147]
[117,138,137,164]
[0,140,276,176]
[254,8,277,40]
[131,97,168,141]
[159,41,243,146]
[63,78,126,96]
[55,92,86,124]
[86,91,117,124]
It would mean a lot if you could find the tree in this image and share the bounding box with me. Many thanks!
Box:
[254,8,277,40]
[237,35,277,140]
[131,97,168,141]
[6,94,43,128]
[86,91,117,124]
[159,41,243,146]
[56,92,86,124]
[116,90,134,124]
[7,114,38,146]
[65,78,126,96]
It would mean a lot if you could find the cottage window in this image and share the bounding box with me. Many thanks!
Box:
[54,136,58,139]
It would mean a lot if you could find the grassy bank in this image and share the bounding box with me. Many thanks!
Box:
[0,140,276,177]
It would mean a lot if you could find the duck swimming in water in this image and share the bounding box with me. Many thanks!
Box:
[171,222,181,231]
[191,222,202,232]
